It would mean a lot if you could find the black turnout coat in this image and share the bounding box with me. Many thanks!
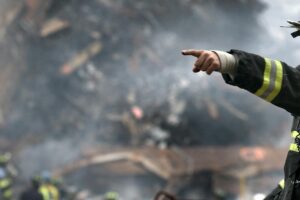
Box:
[222,50,300,200]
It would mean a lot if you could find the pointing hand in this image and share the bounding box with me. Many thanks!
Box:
[182,49,221,75]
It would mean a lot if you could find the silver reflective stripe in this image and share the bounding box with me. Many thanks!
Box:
[255,58,283,102]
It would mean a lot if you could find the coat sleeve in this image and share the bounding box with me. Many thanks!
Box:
[222,49,300,116]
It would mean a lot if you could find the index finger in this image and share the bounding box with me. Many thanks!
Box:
[181,49,204,57]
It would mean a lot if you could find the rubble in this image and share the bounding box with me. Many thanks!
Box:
[2,0,276,147]
[54,146,286,181]
[0,0,290,199]
[40,18,70,37]
[60,41,102,75]
[0,1,22,39]
[53,146,286,197]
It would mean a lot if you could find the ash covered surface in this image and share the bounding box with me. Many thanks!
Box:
[3,0,289,160]
[0,0,291,197]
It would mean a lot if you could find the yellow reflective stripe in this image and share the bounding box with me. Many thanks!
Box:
[39,185,51,200]
[48,185,59,200]
[39,184,59,200]
[290,143,299,152]
[255,58,272,97]
[255,58,283,102]
[279,179,285,189]
[265,60,283,102]
[292,131,300,138]
[0,179,11,188]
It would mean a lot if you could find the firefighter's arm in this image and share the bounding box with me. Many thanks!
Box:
[221,50,300,116]
[182,49,300,116]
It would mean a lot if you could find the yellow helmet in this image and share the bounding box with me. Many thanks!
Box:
[105,192,118,200]
[281,20,300,38]
[0,153,11,164]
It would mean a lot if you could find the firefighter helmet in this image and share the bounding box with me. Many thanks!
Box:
[281,20,300,38]
[0,153,11,165]
[105,192,119,200]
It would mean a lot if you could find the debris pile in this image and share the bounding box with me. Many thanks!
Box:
[0,0,290,199]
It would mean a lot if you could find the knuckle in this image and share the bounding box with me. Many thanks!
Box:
[202,52,209,57]
[212,62,219,67]
[207,57,214,63]
[202,64,208,69]
[210,54,217,59]
[196,59,202,65]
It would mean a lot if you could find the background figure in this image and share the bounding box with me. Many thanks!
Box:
[104,192,118,200]
[20,176,43,200]
[0,153,16,200]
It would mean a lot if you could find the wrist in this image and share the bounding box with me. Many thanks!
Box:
[212,50,237,75]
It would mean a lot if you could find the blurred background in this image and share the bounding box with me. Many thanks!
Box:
[0,0,300,200]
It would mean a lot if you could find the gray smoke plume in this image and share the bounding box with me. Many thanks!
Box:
[0,0,299,198]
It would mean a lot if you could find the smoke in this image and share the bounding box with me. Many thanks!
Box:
[17,139,79,178]
[0,0,299,198]
[258,0,300,65]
